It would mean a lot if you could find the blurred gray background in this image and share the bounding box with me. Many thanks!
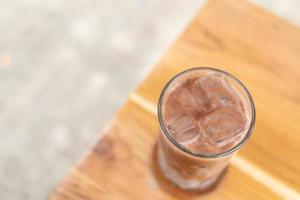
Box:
[1,0,300,199]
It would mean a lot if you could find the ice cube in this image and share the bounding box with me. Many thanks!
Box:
[200,105,246,148]
[163,88,185,119]
[184,123,217,154]
[197,73,242,110]
[165,114,199,144]
[178,79,210,119]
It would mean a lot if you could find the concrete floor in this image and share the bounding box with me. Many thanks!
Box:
[0,0,300,199]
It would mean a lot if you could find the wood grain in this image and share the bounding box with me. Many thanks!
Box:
[49,0,300,199]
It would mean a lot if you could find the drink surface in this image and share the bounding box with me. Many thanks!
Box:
[162,72,249,154]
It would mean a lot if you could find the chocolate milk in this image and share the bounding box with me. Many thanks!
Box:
[157,68,254,191]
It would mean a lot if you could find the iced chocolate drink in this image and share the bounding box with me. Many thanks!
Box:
[157,67,255,191]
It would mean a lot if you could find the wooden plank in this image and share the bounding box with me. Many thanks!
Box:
[49,0,300,199]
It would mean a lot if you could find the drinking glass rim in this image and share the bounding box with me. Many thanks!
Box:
[157,67,256,158]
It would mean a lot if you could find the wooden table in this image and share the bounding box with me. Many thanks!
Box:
[49,0,300,199]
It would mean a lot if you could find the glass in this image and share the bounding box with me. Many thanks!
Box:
[156,67,255,191]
